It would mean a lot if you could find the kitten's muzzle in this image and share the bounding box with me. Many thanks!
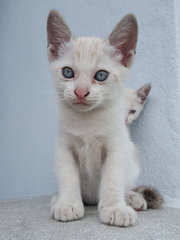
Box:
[74,88,90,100]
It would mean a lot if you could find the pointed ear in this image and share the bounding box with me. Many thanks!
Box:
[108,14,138,67]
[136,83,151,103]
[47,10,72,61]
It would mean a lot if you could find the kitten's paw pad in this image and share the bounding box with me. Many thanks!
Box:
[51,198,84,221]
[99,205,137,227]
[127,193,147,211]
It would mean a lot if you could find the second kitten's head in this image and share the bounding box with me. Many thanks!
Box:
[125,83,151,124]
[47,10,138,112]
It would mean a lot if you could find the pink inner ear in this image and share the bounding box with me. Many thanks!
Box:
[49,45,56,56]
[47,10,72,60]
[47,44,59,62]
[108,14,138,67]
[121,52,133,67]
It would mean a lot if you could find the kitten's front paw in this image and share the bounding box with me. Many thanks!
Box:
[99,205,137,227]
[51,196,84,221]
[126,192,147,211]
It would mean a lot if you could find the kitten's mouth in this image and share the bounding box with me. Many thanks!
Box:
[70,100,95,112]
[72,100,91,106]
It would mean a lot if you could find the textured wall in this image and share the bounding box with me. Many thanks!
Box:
[0,0,180,206]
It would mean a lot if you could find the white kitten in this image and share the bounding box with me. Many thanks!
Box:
[125,83,151,124]
[47,10,152,227]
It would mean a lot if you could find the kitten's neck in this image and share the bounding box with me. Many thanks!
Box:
[58,97,126,138]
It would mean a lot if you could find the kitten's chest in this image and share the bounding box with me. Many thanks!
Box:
[74,136,104,176]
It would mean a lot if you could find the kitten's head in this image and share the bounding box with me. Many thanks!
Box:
[125,83,151,124]
[47,10,138,112]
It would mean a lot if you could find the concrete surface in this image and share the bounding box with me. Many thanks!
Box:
[0,196,180,240]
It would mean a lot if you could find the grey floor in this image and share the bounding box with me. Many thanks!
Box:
[0,196,180,240]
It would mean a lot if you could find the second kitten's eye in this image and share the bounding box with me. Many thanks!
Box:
[62,67,74,78]
[94,70,109,81]
[129,109,136,114]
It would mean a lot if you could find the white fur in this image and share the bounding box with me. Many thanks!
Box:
[49,37,140,226]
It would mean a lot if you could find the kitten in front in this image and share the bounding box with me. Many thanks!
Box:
[47,10,163,227]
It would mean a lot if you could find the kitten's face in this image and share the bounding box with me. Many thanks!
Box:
[125,84,151,124]
[51,38,126,112]
[125,95,144,124]
[47,10,138,112]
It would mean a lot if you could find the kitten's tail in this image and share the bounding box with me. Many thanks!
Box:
[133,185,164,209]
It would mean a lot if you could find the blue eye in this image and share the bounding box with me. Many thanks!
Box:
[62,67,74,78]
[94,70,109,81]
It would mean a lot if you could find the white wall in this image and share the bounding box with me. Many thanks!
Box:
[0,0,180,207]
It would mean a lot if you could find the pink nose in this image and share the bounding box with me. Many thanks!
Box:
[74,88,90,100]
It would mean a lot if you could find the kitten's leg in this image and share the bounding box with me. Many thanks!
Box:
[51,146,84,221]
[126,190,147,211]
[98,144,137,227]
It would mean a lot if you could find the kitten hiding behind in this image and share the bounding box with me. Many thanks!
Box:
[125,83,151,124]
[47,10,163,227]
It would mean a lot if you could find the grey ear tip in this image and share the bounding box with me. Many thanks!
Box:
[123,13,138,23]
[122,14,138,34]
[48,9,60,16]
[144,83,152,88]
[48,9,63,21]
[126,13,137,19]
